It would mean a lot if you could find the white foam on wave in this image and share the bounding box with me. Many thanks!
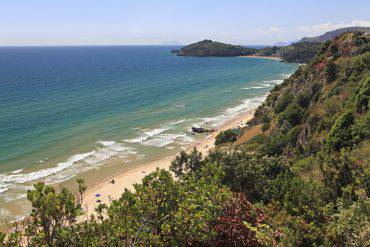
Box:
[170,119,185,125]
[124,127,169,144]
[96,140,116,146]
[198,94,267,128]
[263,79,284,85]
[174,104,186,108]
[0,151,95,185]
[0,141,140,198]
[10,169,24,174]
[243,83,271,90]
[281,73,292,78]
[0,188,8,194]
[142,133,193,147]
[44,142,138,184]
[243,77,287,91]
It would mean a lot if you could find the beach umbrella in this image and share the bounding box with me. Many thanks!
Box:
[95,193,101,198]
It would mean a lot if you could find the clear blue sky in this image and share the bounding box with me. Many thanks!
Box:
[1,0,369,45]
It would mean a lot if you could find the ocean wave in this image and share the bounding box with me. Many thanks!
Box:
[10,169,24,174]
[142,133,193,147]
[0,141,139,198]
[243,77,286,90]
[44,142,138,184]
[281,73,292,78]
[170,119,185,125]
[263,79,284,85]
[96,140,116,146]
[0,188,8,194]
[124,127,169,144]
[174,104,187,108]
[0,151,95,185]
[198,95,267,128]
[243,83,271,90]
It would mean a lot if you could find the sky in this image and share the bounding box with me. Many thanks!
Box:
[1,0,369,46]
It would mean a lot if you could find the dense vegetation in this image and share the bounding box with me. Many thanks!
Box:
[176,39,256,57]
[1,32,369,246]
[175,39,322,63]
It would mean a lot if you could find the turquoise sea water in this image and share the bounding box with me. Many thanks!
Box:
[0,46,297,223]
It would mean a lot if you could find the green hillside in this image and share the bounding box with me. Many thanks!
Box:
[1,32,369,246]
[176,39,256,57]
[299,26,370,43]
[175,39,323,63]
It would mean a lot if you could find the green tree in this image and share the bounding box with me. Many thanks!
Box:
[170,148,203,177]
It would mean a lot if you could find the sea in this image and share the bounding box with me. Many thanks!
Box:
[0,45,298,225]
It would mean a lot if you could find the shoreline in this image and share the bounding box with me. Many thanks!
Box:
[81,109,255,218]
[239,55,282,61]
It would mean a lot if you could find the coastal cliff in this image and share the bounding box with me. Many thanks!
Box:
[2,32,369,246]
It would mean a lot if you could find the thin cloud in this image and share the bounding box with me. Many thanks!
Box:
[256,27,287,34]
[297,19,370,35]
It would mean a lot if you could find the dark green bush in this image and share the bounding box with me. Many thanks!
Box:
[295,92,311,108]
[215,128,240,145]
[326,111,355,152]
[275,91,293,113]
[326,59,337,83]
[279,103,304,127]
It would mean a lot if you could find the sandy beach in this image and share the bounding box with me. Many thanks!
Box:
[239,55,282,61]
[81,109,255,218]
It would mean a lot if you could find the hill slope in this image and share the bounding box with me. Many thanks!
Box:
[176,39,256,57]
[299,26,370,43]
[2,32,369,246]
[175,39,322,63]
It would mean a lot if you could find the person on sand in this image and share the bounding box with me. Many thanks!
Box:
[110,179,115,184]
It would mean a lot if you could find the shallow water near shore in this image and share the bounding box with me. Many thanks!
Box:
[0,46,298,226]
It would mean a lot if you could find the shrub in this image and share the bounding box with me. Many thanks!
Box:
[214,193,272,246]
[295,92,311,108]
[286,125,301,146]
[170,148,203,177]
[278,103,304,127]
[324,97,342,116]
[275,92,293,113]
[207,150,288,202]
[326,111,355,152]
[326,59,337,83]
[215,128,240,145]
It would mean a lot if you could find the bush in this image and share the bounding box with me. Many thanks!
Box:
[170,148,203,177]
[208,150,288,202]
[215,128,240,145]
[326,111,355,152]
[324,97,342,116]
[295,92,311,108]
[278,103,304,127]
[215,193,272,246]
[326,59,337,83]
[275,91,293,113]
